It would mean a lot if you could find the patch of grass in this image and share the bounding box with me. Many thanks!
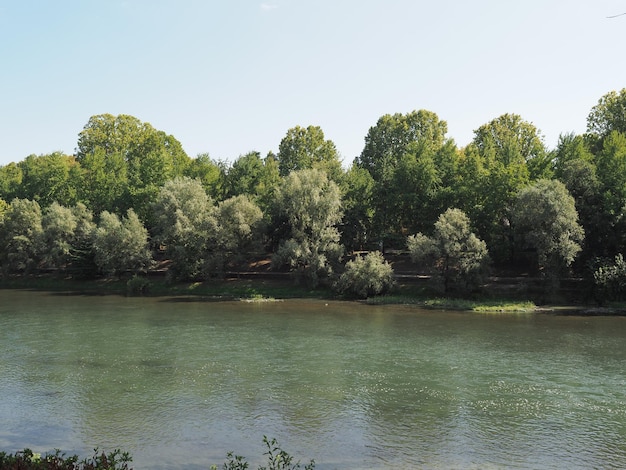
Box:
[364,295,424,305]
[0,274,534,312]
[471,301,536,313]
[365,295,535,312]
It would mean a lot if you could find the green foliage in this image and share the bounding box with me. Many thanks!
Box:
[335,251,395,298]
[596,131,626,213]
[16,152,79,207]
[0,448,131,470]
[0,162,23,201]
[556,152,604,262]
[205,195,266,276]
[76,113,190,218]
[513,179,584,273]
[152,177,218,280]
[217,452,249,470]
[356,110,452,242]
[225,151,265,197]
[0,198,43,274]
[2,92,626,288]
[210,437,315,470]
[458,114,547,263]
[595,131,626,256]
[408,208,489,293]
[277,125,342,180]
[1,439,315,470]
[68,203,98,276]
[338,165,374,250]
[92,209,152,277]
[358,109,448,182]
[593,254,626,301]
[271,169,344,287]
[258,436,315,470]
[553,133,594,177]
[587,88,626,139]
[126,274,151,295]
[40,202,78,269]
[184,153,226,200]
[473,113,546,166]
[0,198,7,222]
[78,147,128,216]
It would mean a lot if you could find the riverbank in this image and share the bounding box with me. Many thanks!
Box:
[1,273,624,315]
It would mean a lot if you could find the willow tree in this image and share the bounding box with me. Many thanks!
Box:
[271,168,343,287]
[0,198,43,274]
[407,208,488,293]
[205,194,266,276]
[152,177,218,280]
[92,209,152,278]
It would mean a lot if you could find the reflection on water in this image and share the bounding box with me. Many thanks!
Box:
[1,290,626,469]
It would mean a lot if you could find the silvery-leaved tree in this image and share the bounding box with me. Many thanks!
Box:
[407,208,489,293]
[204,194,266,277]
[271,168,344,287]
[92,209,152,278]
[152,177,218,281]
[0,198,43,274]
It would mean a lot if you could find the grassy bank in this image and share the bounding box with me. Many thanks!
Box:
[4,273,624,314]
[364,294,536,312]
[0,273,542,312]
[0,274,325,300]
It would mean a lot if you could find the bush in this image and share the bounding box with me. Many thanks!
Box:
[593,253,626,301]
[211,436,315,470]
[126,275,151,296]
[1,438,313,470]
[0,448,131,470]
[335,251,395,299]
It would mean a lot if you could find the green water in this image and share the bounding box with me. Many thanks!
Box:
[1,290,626,469]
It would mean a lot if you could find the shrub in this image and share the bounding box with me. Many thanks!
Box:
[0,448,131,470]
[335,251,395,299]
[593,253,626,301]
[211,436,315,470]
[126,275,151,296]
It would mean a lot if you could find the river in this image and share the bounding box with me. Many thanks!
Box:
[1,289,626,469]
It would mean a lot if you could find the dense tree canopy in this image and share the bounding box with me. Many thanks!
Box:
[587,88,626,139]
[458,113,548,263]
[77,113,191,217]
[1,88,625,293]
[512,179,584,274]
[356,110,455,243]
[277,125,342,179]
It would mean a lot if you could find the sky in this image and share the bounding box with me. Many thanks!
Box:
[1,0,625,167]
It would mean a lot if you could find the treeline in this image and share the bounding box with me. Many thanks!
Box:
[1,90,626,298]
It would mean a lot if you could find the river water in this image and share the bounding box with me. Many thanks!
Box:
[1,289,626,469]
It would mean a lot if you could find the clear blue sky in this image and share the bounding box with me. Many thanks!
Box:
[1,0,624,166]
